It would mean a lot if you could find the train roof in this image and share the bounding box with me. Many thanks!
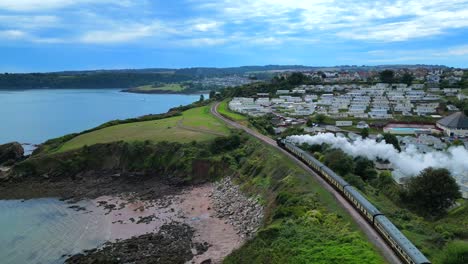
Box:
[374,215,431,264]
[344,186,381,216]
[285,142,350,188]
[301,149,325,168]
[321,166,350,187]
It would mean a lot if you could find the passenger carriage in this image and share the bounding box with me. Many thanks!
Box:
[277,138,431,264]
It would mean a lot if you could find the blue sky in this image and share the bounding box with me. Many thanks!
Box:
[1,0,468,72]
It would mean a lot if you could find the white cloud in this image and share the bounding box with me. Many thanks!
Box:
[181,37,227,46]
[0,29,26,39]
[0,15,59,29]
[446,45,468,56]
[365,44,468,63]
[1,0,467,47]
[0,0,135,12]
[201,0,468,42]
[190,20,223,32]
[78,22,166,44]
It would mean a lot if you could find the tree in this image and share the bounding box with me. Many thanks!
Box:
[437,240,468,264]
[403,168,461,216]
[306,118,313,127]
[288,72,307,85]
[377,171,394,188]
[354,156,377,181]
[462,101,468,116]
[344,173,365,190]
[324,149,355,176]
[361,128,369,139]
[209,91,215,99]
[314,114,326,124]
[379,70,395,83]
[199,94,205,101]
[383,133,401,152]
[401,72,414,86]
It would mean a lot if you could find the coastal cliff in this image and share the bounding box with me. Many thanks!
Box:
[0,142,24,166]
[0,130,383,263]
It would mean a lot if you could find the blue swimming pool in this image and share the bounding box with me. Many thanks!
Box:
[386,127,431,134]
[390,127,418,132]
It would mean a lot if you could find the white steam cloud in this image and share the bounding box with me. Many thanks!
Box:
[287,133,468,182]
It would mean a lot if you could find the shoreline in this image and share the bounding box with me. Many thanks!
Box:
[63,183,244,263]
[120,88,208,95]
[0,172,263,264]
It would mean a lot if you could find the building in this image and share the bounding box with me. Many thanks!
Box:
[356,121,369,129]
[336,121,353,127]
[436,112,468,137]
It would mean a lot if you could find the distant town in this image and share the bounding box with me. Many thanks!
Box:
[225,67,468,198]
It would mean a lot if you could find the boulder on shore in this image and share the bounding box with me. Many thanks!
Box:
[0,142,24,165]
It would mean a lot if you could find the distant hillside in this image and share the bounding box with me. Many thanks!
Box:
[0,64,451,89]
[0,72,193,89]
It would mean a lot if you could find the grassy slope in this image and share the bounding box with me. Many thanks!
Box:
[218,100,248,122]
[180,104,230,132]
[58,105,229,152]
[318,114,437,126]
[26,103,386,263]
[363,185,468,262]
[224,138,385,264]
[136,83,184,92]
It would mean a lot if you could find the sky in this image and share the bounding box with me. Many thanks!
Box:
[1,0,468,72]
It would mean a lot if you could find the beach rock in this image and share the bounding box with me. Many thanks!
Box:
[65,223,209,264]
[0,142,24,165]
[211,177,264,238]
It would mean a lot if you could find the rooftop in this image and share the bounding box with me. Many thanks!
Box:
[437,112,468,129]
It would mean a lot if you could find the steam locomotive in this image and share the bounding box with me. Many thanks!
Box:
[277,138,431,264]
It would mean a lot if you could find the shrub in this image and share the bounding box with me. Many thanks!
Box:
[437,240,468,264]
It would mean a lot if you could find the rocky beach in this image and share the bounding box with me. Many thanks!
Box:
[61,181,263,264]
[0,146,264,264]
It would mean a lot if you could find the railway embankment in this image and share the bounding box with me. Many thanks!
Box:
[0,134,385,263]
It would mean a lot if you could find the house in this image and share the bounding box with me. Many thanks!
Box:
[436,112,468,137]
[304,126,326,133]
[443,88,461,96]
[325,125,340,132]
[348,132,361,141]
[460,184,468,199]
[447,105,460,112]
[356,121,369,129]
[292,89,306,94]
[336,121,353,127]
[273,127,287,134]
[276,90,290,95]
[369,109,391,119]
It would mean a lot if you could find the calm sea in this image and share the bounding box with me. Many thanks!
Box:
[0,89,205,263]
[0,89,203,147]
[0,199,110,264]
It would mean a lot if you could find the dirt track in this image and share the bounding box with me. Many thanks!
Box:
[210,102,402,264]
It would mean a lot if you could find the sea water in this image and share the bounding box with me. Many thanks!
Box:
[0,89,203,147]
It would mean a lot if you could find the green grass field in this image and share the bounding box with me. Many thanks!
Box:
[58,105,229,152]
[135,83,184,92]
[224,138,385,263]
[218,99,248,124]
[362,182,468,262]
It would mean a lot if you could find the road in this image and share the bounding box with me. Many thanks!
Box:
[211,102,402,264]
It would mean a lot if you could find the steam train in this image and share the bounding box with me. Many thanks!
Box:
[277,138,431,264]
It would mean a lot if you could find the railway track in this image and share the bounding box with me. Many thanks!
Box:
[210,102,403,264]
